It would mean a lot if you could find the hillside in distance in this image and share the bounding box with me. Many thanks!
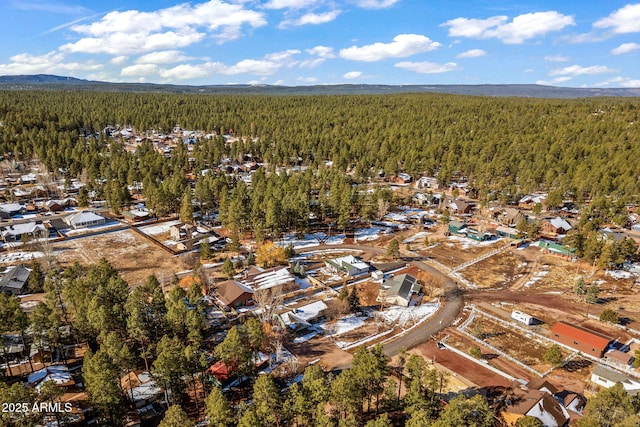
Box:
[1,74,639,98]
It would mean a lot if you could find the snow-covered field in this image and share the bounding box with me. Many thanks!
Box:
[377,303,439,327]
[138,220,181,236]
[321,315,367,336]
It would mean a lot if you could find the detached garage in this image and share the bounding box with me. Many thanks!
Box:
[551,321,612,358]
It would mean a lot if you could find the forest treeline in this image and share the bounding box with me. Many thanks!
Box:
[1,91,639,204]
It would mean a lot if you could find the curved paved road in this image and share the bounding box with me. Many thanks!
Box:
[296,244,464,364]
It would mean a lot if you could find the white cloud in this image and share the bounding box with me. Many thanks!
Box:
[442,11,575,44]
[340,34,440,62]
[611,42,640,55]
[282,10,341,27]
[619,79,640,88]
[159,64,211,80]
[297,76,318,82]
[549,64,617,76]
[355,0,400,9]
[157,50,301,80]
[442,16,507,38]
[456,49,486,58]
[594,3,640,34]
[7,0,90,15]
[394,61,458,74]
[136,50,193,64]
[61,28,207,55]
[61,1,266,56]
[299,58,325,68]
[544,54,569,62]
[110,56,128,65]
[306,46,335,58]
[121,64,159,76]
[343,71,363,79]
[264,0,316,9]
[0,51,103,75]
[536,77,573,85]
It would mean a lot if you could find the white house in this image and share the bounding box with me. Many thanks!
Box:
[325,255,370,277]
[1,222,47,242]
[591,364,640,395]
[64,211,106,229]
[511,310,535,326]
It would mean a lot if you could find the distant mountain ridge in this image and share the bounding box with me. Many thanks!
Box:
[1,74,639,98]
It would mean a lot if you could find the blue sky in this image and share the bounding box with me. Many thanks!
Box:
[1,0,639,87]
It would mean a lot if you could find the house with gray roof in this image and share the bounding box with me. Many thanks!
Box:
[590,364,640,395]
[325,255,370,277]
[377,273,422,307]
[64,211,106,229]
[0,264,31,295]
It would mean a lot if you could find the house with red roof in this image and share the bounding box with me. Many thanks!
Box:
[551,321,612,358]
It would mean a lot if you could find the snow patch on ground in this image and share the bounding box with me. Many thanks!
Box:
[275,233,345,250]
[355,227,383,242]
[402,232,429,244]
[0,251,44,264]
[377,303,439,327]
[607,270,634,280]
[322,315,366,336]
[139,220,181,236]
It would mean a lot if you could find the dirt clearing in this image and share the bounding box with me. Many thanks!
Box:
[52,229,180,285]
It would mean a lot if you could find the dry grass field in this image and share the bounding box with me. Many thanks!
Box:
[52,229,181,285]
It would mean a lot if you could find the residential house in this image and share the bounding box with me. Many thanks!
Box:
[1,222,47,242]
[325,255,370,277]
[415,176,440,190]
[19,173,37,184]
[537,240,576,258]
[26,365,75,391]
[123,208,151,222]
[0,203,25,219]
[495,226,520,239]
[590,364,640,395]
[518,194,547,210]
[500,384,570,427]
[556,391,586,415]
[377,273,422,307]
[280,300,328,331]
[13,185,48,200]
[215,280,254,309]
[121,371,163,409]
[551,321,612,358]
[604,349,634,367]
[541,217,572,238]
[64,211,106,229]
[495,207,526,227]
[447,220,466,234]
[241,266,297,294]
[396,173,412,184]
[169,223,198,241]
[442,197,472,215]
[0,264,31,295]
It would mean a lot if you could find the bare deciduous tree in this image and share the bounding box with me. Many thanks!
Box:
[253,286,285,323]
